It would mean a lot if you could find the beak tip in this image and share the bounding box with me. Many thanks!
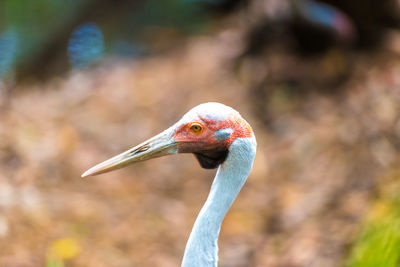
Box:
[81,130,177,179]
[81,169,93,178]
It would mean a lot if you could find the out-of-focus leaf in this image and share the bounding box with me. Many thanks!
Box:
[346,176,400,267]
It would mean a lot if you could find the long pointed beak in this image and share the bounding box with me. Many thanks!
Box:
[82,127,177,177]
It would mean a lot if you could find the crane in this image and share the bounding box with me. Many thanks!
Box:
[82,102,257,266]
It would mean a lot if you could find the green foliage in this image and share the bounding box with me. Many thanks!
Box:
[346,175,400,267]
[0,0,207,78]
[0,0,89,67]
[45,259,64,267]
[137,0,207,32]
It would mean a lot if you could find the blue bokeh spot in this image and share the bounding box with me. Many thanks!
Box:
[68,23,104,68]
[0,29,18,78]
[296,0,336,28]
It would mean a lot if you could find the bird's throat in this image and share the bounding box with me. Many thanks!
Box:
[181,137,256,267]
[194,150,229,169]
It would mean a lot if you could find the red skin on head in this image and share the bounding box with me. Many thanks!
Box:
[174,115,254,153]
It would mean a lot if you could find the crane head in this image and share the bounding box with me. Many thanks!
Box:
[82,102,254,177]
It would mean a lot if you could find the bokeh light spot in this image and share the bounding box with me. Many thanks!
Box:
[68,23,104,68]
[48,237,81,260]
[0,29,18,78]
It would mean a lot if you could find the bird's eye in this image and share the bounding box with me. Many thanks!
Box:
[189,123,203,134]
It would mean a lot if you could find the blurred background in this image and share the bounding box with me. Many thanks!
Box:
[1,0,400,266]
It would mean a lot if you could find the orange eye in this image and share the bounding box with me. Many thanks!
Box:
[189,123,203,134]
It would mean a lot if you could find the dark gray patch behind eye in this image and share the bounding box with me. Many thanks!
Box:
[214,128,234,141]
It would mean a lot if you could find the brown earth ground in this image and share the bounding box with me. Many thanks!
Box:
[1,31,400,266]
